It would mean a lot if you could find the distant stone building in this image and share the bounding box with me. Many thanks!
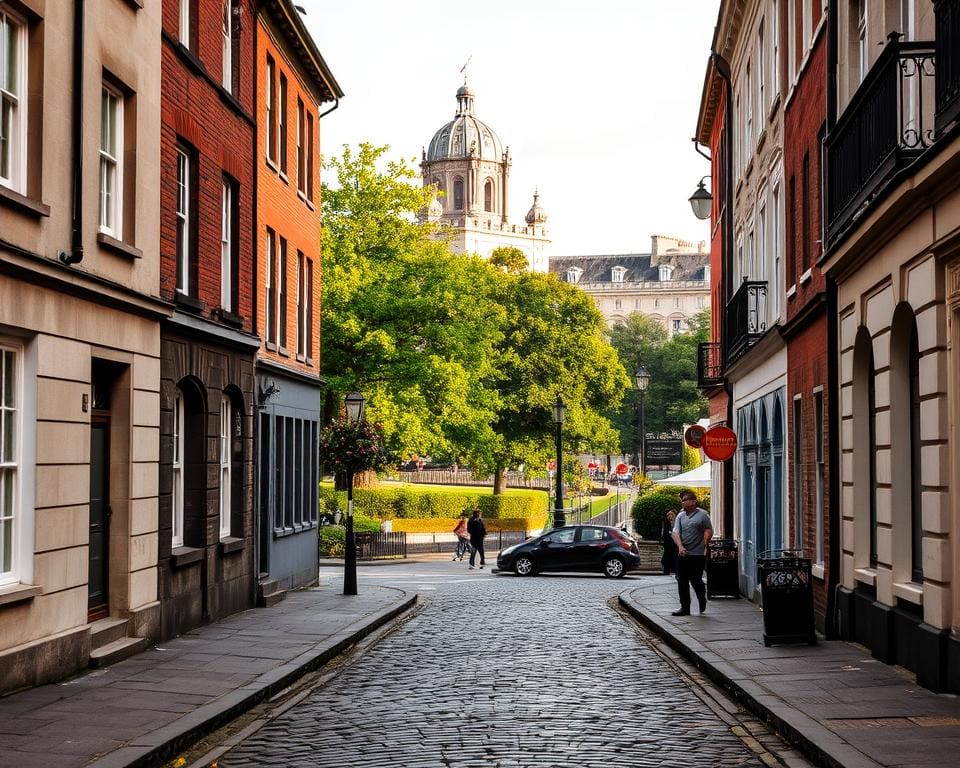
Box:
[550,236,711,333]
[420,84,550,272]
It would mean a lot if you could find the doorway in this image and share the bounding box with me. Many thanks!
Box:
[88,413,110,621]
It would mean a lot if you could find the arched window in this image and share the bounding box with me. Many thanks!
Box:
[484,179,493,212]
[453,177,464,210]
[172,387,185,547]
[219,394,232,539]
[908,320,922,582]
[852,326,877,567]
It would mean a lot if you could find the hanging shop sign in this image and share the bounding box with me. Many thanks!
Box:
[684,424,706,449]
[702,425,738,461]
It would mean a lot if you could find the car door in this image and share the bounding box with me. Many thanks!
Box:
[535,528,577,571]
[572,526,612,570]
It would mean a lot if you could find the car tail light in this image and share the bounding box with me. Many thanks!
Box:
[612,531,636,552]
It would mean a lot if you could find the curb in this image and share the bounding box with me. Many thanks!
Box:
[618,590,881,768]
[87,589,417,768]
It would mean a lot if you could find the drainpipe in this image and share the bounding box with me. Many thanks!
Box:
[59,0,85,266]
[713,52,736,538]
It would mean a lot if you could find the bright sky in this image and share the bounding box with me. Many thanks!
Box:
[301,0,717,256]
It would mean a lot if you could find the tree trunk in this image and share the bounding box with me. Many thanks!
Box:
[353,470,378,489]
[493,465,507,495]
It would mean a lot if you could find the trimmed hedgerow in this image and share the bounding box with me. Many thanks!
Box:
[631,486,711,541]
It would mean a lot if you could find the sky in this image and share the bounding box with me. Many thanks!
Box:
[301,0,718,256]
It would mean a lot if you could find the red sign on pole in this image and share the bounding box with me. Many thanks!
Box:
[684,424,707,449]
[702,425,738,461]
[615,462,629,475]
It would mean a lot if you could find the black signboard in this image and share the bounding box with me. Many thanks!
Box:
[644,439,683,466]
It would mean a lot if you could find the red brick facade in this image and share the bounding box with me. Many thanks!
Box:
[783,20,831,631]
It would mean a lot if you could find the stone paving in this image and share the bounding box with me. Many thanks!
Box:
[219,572,772,768]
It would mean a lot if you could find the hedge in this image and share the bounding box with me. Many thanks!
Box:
[320,483,545,522]
[389,515,546,534]
[631,486,711,541]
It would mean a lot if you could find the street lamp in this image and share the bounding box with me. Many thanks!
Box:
[688,176,713,220]
[342,391,365,596]
[634,367,650,477]
[552,395,566,529]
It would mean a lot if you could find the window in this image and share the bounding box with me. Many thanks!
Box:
[770,0,779,106]
[802,0,812,49]
[857,0,867,84]
[284,416,294,528]
[484,179,493,211]
[296,98,305,194]
[909,324,922,582]
[801,153,810,272]
[99,84,123,238]
[453,177,464,210]
[757,21,765,129]
[900,0,915,40]
[793,396,803,550]
[274,415,285,529]
[0,9,26,193]
[221,0,232,91]
[176,147,192,294]
[306,258,314,361]
[266,228,276,344]
[220,177,238,312]
[172,388,184,548]
[219,395,231,539]
[745,59,753,149]
[279,236,288,349]
[659,265,673,281]
[672,319,682,333]
[0,344,20,583]
[787,0,797,83]
[814,389,824,566]
[179,0,192,48]
[266,56,275,163]
[296,250,306,357]
[772,183,782,313]
[306,112,314,201]
[611,266,626,282]
[674,297,682,308]
[614,298,622,310]
[279,74,287,174]
[566,267,582,283]
[868,348,877,566]
[788,175,796,284]
[697,296,706,308]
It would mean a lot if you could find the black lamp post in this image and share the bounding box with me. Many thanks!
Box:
[342,390,365,596]
[634,367,650,477]
[688,176,713,220]
[552,396,566,529]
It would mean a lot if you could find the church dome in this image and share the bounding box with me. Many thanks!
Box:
[426,85,504,162]
[525,191,547,225]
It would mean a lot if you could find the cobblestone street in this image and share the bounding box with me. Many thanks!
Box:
[216,567,779,767]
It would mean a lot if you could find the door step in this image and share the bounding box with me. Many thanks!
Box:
[89,636,149,668]
[257,578,286,608]
[89,616,130,651]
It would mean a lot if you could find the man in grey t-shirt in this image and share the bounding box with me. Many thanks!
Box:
[671,490,713,616]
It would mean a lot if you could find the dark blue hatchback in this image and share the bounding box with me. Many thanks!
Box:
[496,525,641,578]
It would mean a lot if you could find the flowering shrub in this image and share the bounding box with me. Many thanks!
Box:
[318,418,393,476]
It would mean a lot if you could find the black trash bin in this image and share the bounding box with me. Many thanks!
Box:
[706,539,740,598]
[757,550,816,646]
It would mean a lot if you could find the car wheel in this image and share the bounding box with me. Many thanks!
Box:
[514,555,536,576]
[603,556,626,578]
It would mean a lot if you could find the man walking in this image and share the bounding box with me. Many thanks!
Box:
[671,490,713,616]
[467,509,487,570]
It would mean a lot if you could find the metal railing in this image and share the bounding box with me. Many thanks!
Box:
[354,532,407,560]
[388,469,550,490]
[567,497,632,528]
[825,37,936,243]
[726,280,767,363]
[936,0,960,132]
[697,341,723,389]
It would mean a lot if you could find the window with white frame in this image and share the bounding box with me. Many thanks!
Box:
[296,97,305,194]
[296,250,306,357]
[306,258,314,361]
[814,388,824,565]
[0,9,26,193]
[614,298,622,310]
[172,388,184,548]
[802,0,812,50]
[99,84,123,238]
[265,55,275,162]
[757,21,765,129]
[787,0,797,84]
[220,178,234,312]
[0,344,20,584]
[219,395,231,539]
[758,203,767,289]
[566,267,582,283]
[179,0,192,49]
[659,265,674,281]
[673,297,682,309]
[611,266,626,282]
[772,183,782,316]
[734,95,741,178]
[770,0,779,107]
[221,0,233,92]
[279,73,287,174]
[672,319,682,334]
[266,228,276,344]
[900,0,915,40]
[857,0,867,84]
[745,59,753,150]
[176,147,191,294]
[279,236,288,349]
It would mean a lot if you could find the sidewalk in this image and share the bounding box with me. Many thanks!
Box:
[0,584,415,768]
[621,577,960,768]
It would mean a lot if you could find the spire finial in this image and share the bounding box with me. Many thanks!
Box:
[459,55,472,86]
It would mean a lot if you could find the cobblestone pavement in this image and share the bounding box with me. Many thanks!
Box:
[217,571,781,768]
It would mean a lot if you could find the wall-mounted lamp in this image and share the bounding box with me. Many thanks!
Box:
[688,176,713,221]
[257,379,280,407]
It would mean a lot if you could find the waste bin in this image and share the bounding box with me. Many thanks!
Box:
[757,550,816,646]
[706,539,740,599]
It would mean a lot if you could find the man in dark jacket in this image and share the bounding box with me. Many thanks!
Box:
[467,509,487,569]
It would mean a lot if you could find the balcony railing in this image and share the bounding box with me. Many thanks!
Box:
[726,280,767,364]
[825,37,936,244]
[697,342,723,389]
[936,0,960,132]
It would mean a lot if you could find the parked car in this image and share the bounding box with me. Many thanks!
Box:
[496,525,641,578]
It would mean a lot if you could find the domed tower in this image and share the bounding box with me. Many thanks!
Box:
[420,82,550,272]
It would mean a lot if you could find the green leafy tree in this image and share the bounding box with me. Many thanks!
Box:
[488,246,528,273]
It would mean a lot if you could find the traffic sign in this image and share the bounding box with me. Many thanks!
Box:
[615,462,629,475]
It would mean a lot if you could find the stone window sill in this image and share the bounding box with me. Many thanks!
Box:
[97,232,142,260]
[171,546,203,568]
[219,536,245,555]
[0,583,42,607]
[811,563,825,580]
[799,268,812,286]
[175,291,204,312]
[892,581,923,606]
[853,567,877,587]
[0,185,50,218]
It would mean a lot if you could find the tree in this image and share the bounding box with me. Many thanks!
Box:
[488,246,528,273]
[321,144,504,463]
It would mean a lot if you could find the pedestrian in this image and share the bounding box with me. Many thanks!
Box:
[467,508,486,569]
[661,509,678,576]
[671,490,713,616]
[452,514,470,561]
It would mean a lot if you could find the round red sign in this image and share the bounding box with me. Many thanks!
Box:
[702,426,738,461]
[615,462,629,475]
[684,424,707,449]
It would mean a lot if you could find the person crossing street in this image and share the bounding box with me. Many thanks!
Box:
[467,509,487,569]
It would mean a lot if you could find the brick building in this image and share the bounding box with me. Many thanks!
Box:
[158,0,259,639]
[253,0,342,602]
[780,0,834,635]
